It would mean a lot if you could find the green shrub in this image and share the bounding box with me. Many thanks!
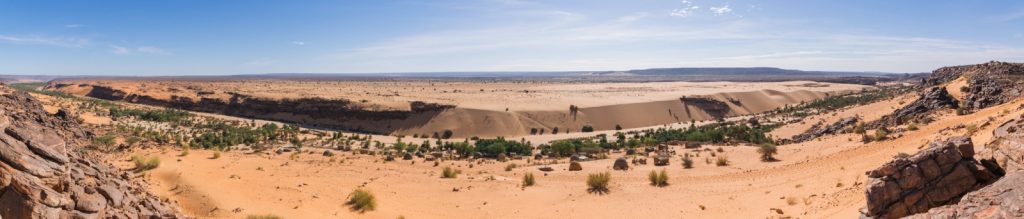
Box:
[93,134,117,148]
[346,188,376,212]
[682,156,694,169]
[907,123,919,131]
[581,125,595,132]
[522,172,535,188]
[874,127,890,141]
[441,166,460,178]
[586,172,611,194]
[212,149,222,159]
[648,169,668,187]
[180,144,190,157]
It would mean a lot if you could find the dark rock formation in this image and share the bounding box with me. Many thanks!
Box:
[928,61,1024,111]
[874,87,958,127]
[905,171,1024,219]
[0,88,181,218]
[861,137,1002,219]
[792,117,859,143]
[680,97,730,119]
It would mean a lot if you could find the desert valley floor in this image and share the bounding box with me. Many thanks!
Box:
[5,62,1024,219]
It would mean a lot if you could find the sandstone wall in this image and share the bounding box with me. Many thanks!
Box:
[862,137,1001,219]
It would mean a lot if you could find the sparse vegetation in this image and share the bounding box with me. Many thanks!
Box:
[586,172,611,194]
[682,156,694,169]
[347,188,377,213]
[966,124,979,135]
[521,172,535,188]
[441,166,460,178]
[757,144,778,162]
[131,155,160,172]
[715,155,730,166]
[648,169,669,187]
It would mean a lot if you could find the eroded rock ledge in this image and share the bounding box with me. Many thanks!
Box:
[0,87,181,218]
[861,137,1002,219]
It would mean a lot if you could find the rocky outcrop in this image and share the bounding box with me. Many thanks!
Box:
[905,171,1024,219]
[0,87,180,218]
[874,87,958,127]
[792,117,859,143]
[680,97,731,119]
[928,61,1024,111]
[862,137,1002,219]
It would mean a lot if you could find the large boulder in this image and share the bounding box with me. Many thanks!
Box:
[568,162,582,171]
[613,158,629,170]
[0,88,181,218]
[861,137,1002,219]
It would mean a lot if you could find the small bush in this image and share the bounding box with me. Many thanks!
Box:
[757,144,778,162]
[581,125,594,132]
[522,172,535,188]
[132,155,160,172]
[715,156,730,166]
[93,134,117,148]
[212,150,222,159]
[648,169,668,187]
[907,123,919,131]
[682,156,694,169]
[586,172,611,194]
[874,128,890,141]
[441,166,460,178]
[347,188,377,212]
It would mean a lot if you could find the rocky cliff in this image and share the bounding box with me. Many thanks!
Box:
[0,86,180,218]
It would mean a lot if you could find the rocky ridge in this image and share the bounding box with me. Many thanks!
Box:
[0,86,181,218]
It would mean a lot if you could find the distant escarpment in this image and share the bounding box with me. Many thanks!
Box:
[52,83,455,134]
[0,86,180,218]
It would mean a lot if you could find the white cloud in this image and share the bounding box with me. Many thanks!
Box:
[110,45,169,55]
[710,5,732,15]
[670,0,700,17]
[65,24,83,28]
[291,41,306,45]
[0,35,90,48]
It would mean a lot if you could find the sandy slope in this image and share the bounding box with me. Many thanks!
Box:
[103,94,1024,219]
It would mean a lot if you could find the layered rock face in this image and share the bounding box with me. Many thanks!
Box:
[862,137,1002,219]
[0,88,180,218]
[906,172,1024,219]
[928,61,1024,111]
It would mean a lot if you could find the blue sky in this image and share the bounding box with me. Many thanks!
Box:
[1,0,1023,75]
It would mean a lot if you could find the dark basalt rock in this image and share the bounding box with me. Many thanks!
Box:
[792,117,859,143]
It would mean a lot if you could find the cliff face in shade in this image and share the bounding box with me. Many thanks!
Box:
[0,86,181,218]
